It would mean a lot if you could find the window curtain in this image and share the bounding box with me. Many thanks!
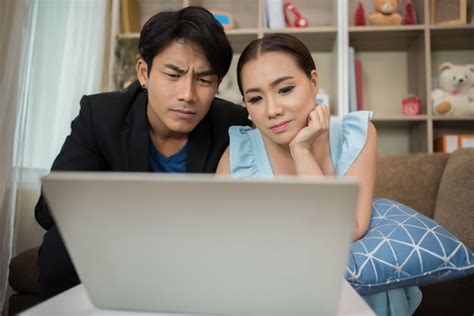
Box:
[1,0,112,310]
[0,0,35,310]
[19,0,108,170]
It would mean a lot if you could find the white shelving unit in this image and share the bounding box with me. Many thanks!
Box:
[112,0,474,155]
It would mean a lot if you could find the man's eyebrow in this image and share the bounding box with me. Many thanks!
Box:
[164,64,216,77]
[195,69,217,77]
[244,76,294,95]
[164,64,185,74]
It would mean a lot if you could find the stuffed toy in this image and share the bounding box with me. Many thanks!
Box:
[368,0,402,26]
[432,62,474,116]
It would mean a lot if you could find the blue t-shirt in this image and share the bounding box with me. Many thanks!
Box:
[149,140,187,173]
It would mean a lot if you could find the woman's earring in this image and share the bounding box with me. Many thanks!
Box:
[142,84,147,93]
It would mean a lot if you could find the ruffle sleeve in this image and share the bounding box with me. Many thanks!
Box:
[329,111,373,177]
[228,126,273,178]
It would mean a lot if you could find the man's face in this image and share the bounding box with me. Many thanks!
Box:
[139,40,219,136]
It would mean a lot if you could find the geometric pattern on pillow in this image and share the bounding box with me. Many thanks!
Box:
[345,198,474,296]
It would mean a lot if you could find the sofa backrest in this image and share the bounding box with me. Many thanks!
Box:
[375,152,449,218]
[432,148,474,249]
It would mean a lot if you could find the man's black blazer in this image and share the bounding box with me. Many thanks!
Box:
[35,81,250,230]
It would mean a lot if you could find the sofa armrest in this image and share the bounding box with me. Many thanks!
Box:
[433,148,474,249]
[9,247,40,295]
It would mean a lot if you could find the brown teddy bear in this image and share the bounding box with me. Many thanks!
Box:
[369,0,402,26]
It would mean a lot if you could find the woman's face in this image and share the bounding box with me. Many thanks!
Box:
[241,52,318,146]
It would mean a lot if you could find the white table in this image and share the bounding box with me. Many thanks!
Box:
[21,281,374,316]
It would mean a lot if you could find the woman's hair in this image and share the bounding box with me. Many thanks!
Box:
[138,6,233,80]
[237,33,316,95]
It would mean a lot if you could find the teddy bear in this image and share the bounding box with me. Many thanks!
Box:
[368,0,402,26]
[432,62,474,116]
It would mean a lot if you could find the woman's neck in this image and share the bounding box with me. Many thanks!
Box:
[262,131,335,176]
[263,138,297,175]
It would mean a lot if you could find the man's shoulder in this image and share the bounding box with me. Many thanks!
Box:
[84,81,141,111]
[80,81,143,126]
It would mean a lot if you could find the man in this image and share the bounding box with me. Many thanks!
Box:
[35,6,250,300]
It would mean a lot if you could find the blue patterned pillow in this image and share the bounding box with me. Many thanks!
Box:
[345,198,474,296]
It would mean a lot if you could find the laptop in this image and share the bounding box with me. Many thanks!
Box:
[41,172,359,315]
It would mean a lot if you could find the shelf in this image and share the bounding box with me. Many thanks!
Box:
[264,28,337,52]
[226,28,259,35]
[430,25,474,50]
[117,28,259,39]
[349,26,425,51]
[109,0,474,155]
[189,0,260,29]
[225,32,259,53]
[429,24,474,30]
[433,118,474,130]
[376,121,428,154]
[372,115,428,128]
[432,116,474,121]
[265,26,338,33]
[283,1,337,28]
[372,115,428,120]
[349,25,426,32]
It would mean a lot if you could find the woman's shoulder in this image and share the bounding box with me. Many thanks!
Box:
[228,126,273,177]
[229,125,254,136]
[329,111,373,177]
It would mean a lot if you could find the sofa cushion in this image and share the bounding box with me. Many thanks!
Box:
[375,153,449,218]
[7,293,41,316]
[346,198,474,295]
[433,148,474,250]
[8,247,40,294]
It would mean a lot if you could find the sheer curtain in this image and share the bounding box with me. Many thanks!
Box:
[19,1,108,169]
[0,0,35,310]
[1,0,110,310]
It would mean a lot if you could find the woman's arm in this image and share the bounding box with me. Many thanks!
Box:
[345,122,377,241]
[216,146,231,174]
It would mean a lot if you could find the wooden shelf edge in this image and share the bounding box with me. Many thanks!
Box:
[432,116,474,121]
[264,27,338,34]
[349,25,426,32]
[371,115,428,121]
[429,24,474,31]
[117,28,261,40]
[226,28,259,35]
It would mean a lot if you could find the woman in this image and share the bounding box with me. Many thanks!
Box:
[217,33,376,241]
[217,33,421,315]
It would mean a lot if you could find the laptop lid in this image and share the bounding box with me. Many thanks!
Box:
[42,172,358,315]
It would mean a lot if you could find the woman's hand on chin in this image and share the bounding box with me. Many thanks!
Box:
[289,103,330,150]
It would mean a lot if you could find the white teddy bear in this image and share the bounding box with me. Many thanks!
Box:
[432,62,474,116]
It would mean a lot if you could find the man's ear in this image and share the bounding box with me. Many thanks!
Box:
[136,58,149,88]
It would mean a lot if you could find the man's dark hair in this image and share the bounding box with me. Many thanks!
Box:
[237,33,316,95]
[138,6,233,80]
